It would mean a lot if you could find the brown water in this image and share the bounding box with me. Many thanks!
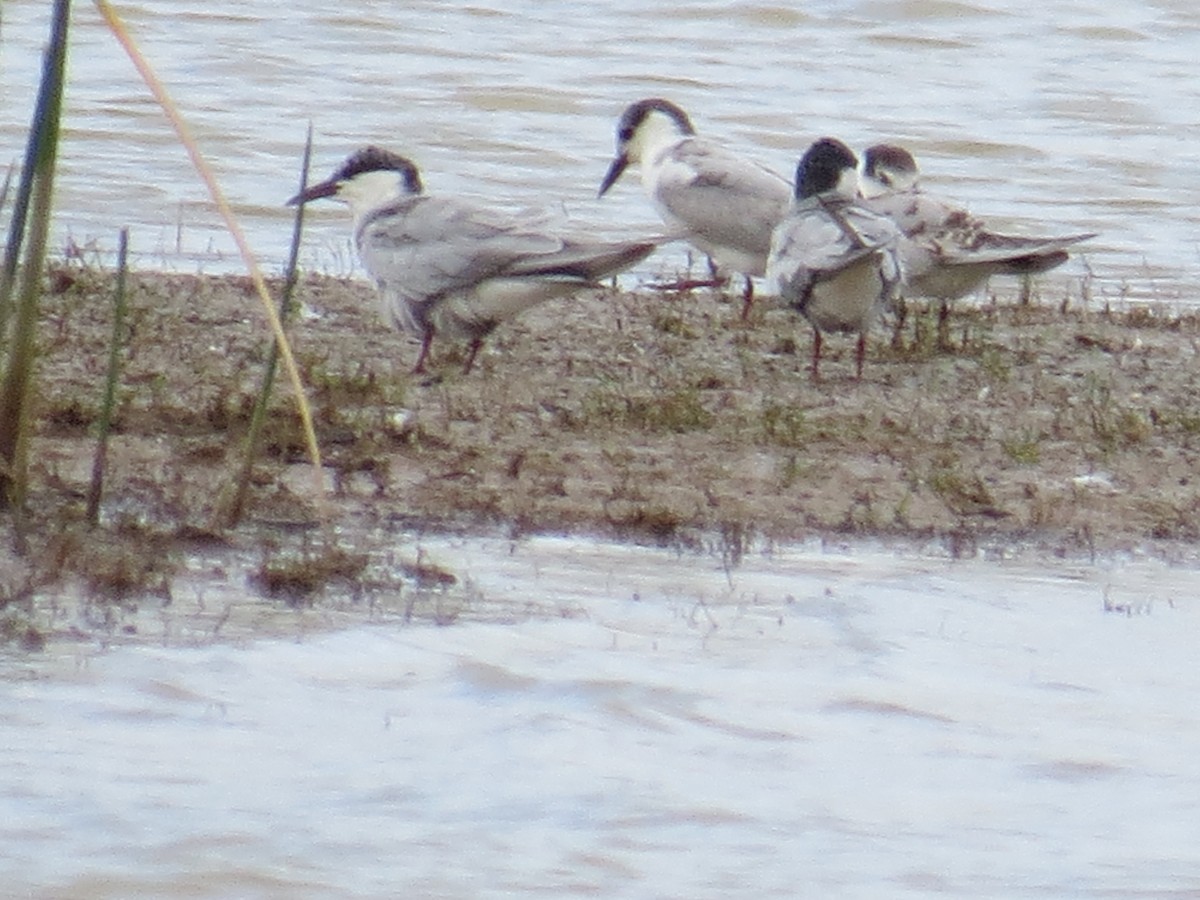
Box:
[2,0,1199,302]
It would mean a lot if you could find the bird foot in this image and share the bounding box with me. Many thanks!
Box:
[647,277,728,293]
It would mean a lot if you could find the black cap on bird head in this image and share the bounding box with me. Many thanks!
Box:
[796,137,858,200]
[598,98,696,197]
[862,144,919,188]
[288,146,423,205]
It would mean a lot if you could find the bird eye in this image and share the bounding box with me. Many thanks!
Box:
[618,127,633,142]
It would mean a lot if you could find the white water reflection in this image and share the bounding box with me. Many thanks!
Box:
[4,536,1200,897]
[2,1,1199,301]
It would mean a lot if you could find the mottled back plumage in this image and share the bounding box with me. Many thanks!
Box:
[861,143,1095,301]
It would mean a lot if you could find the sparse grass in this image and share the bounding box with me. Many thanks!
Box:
[6,266,1200,646]
[774,453,811,489]
[1080,374,1153,453]
[976,345,1012,385]
[251,545,369,606]
[576,382,714,433]
[1151,403,1200,442]
[918,452,1005,518]
[301,355,407,413]
[603,502,686,544]
[650,307,700,339]
[1001,431,1042,465]
[759,401,807,448]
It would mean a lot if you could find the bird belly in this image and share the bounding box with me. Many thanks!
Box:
[430,277,586,340]
[905,259,994,301]
[650,187,773,276]
[689,237,769,277]
[803,261,885,334]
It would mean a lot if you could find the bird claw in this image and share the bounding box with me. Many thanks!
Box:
[646,277,728,293]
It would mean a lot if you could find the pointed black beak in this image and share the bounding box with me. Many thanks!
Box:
[597,153,630,198]
[286,177,339,207]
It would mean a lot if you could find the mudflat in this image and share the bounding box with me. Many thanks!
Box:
[25,266,1200,543]
[4,264,1200,642]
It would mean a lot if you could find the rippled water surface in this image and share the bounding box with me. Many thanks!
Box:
[4,536,1200,898]
[5,5,1200,895]
[2,0,1200,300]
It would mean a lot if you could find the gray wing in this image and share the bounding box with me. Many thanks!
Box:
[862,189,976,242]
[934,230,1096,270]
[767,199,900,303]
[864,188,1095,268]
[654,137,793,256]
[358,195,659,337]
[357,195,567,304]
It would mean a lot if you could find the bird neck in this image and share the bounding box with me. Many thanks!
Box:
[632,113,689,166]
[863,170,919,197]
[341,170,419,224]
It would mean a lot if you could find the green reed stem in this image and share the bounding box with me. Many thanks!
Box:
[96,0,327,524]
[0,162,13,334]
[1,117,48,344]
[218,125,314,529]
[0,0,69,532]
[0,164,14,218]
[86,227,130,527]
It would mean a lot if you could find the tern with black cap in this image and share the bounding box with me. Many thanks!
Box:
[291,146,660,374]
[598,98,791,319]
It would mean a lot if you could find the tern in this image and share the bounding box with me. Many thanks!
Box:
[767,138,902,381]
[290,146,660,374]
[860,144,1096,313]
[597,97,792,319]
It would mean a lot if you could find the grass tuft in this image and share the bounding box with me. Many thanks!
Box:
[577,384,714,434]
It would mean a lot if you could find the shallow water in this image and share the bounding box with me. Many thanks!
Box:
[4,535,1200,897]
[5,6,1200,893]
[2,0,1199,301]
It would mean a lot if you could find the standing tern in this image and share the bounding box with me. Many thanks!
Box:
[597,98,792,319]
[290,146,660,374]
[860,144,1096,320]
[767,138,902,380]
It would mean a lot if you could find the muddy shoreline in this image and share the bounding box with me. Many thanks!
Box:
[4,264,1200,646]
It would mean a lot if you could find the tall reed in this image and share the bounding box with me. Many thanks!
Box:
[94,0,327,521]
[0,0,70,535]
[218,126,314,528]
[0,164,14,224]
[86,227,130,527]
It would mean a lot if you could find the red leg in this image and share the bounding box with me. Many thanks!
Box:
[648,275,728,293]
[855,332,866,381]
[937,300,951,349]
[810,328,823,381]
[739,276,754,321]
[411,330,434,374]
[462,337,484,375]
